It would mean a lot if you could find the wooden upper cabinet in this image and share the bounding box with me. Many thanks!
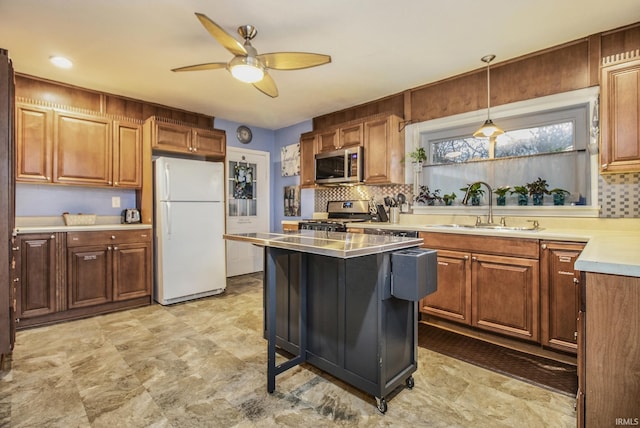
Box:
[600,55,640,173]
[149,117,225,158]
[15,100,143,188]
[15,103,52,183]
[363,114,404,184]
[339,123,363,149]
[300,132,316,188]
[114,120,142,188]
[317,128,339,153]
[53,110,112,186]
[193,128,225,157]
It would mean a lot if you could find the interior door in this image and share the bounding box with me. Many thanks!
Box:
[226,147,270,277]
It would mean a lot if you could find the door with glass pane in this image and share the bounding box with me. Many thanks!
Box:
[226,147,270,277]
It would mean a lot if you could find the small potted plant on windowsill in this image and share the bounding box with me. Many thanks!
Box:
[493,186,510,206]
[549,188,570,206]
[526,177,550,206]
[415,185,442,206]
[511,185,529,206]
[460,183,485,206]
[442,192,457,206]
[407,147,427,173]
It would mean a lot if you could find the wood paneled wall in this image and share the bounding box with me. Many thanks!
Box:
[15,74,215,128]
[313,22,640,130]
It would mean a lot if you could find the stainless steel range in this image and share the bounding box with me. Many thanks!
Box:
[298,200,372,232]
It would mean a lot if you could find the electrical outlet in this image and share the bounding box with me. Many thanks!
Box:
[112,196,120,208]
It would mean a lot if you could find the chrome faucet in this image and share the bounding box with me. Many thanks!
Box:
[462,181,494,225]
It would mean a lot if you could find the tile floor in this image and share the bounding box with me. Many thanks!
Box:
[0,273,577,427]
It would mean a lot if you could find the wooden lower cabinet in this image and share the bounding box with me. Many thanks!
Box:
[472,253,539,341]
[16,233,63,319]
[16,229,151,328]
[420,232,541,342]
[540,241,584,354]
[420,249,471,324]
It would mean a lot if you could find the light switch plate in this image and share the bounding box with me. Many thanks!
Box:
[112,196,120,208]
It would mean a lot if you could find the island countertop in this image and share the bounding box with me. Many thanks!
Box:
[223,230,423,258]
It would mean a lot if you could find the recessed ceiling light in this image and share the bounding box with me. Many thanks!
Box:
[49,56,73,69]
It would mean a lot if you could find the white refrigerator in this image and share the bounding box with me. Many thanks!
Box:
[154,156,226,305]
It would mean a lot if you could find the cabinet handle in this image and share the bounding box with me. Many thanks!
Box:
[13,278,19,282]
[601,163,608,170]
[574,331,578,340]
[12,246,19,251]
[541,244,547,250]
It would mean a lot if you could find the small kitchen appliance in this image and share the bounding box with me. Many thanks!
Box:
[122,208,141,224]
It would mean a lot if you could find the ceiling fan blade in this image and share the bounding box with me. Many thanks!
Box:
[171,62,227,72]
[257,52,331,70]
[253,72,278,98]
[194,12,246,56]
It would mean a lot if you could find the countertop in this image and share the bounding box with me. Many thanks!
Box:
[223,230,423,259]
[14,216,152,234]
[346,219,640,278]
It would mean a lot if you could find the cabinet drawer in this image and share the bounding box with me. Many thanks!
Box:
[420,232,539,259]
[67,230,152,247]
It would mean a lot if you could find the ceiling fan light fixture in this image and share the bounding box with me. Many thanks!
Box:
[229,55,264,83]
[474,54,504,139]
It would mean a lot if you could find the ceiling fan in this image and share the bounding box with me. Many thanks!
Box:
[172,13,332,98]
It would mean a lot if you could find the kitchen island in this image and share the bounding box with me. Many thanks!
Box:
[223,230,436,413]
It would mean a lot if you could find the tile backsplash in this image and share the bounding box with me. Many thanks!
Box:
[314,185,412,212]
[598,172,640,218]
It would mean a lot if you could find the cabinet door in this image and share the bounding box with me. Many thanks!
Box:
[363,115,404,184]
[17,234,57,318]
[193,128,225,158]
[339,123,363,149]
[112,242,151,301]
[600,57,640,173]
[472,253,539,341]
[113,120,142,188]
[317,129,338,152]
[152,120,192,154]
[420,249,471,324]
[540,241,583,353]
[53,110,112,186]
[68,245,112,308]
[300,133,316,187]
[15,103,52,183]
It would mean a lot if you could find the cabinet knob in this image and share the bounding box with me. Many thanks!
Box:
[46,176,50,180]
[573,278,579,285]
[12,246,19,251]
[193,147,198,152]
[574,331,578,340]
[111,235,116,240]
[108,246,112,251]
[541,244,547,250]
[13,278,19,283]
[113,246,118,250]
[50,235,55,239]
[471,256,477,261]
[463,255,469,260]
[114,182,118,186]
[601,163,608,170]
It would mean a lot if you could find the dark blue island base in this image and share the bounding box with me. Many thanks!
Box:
[264,246,433,413]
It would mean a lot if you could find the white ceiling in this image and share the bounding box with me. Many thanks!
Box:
[1,1,639,130]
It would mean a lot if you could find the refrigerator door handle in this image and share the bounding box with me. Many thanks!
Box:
[164,163,171,201]
[165,202,172,236]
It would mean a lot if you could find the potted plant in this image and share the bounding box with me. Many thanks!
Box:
[526,177,550,206]
[415,185,442,206]
[493,186,510,206]
[460,183,485,206]
[511,185,529,206]
[407,147,427,173]
[550,188,570,206]
[442,192,457,206]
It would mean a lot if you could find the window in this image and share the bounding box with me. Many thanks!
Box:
[407,87,599,211]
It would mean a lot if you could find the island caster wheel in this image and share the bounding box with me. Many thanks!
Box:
[376,397,388,414]
[406,376,415,389]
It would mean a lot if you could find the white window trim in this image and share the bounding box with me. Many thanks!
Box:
[404,87,600,217]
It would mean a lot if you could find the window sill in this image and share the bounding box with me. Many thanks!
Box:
[411,205,600,218]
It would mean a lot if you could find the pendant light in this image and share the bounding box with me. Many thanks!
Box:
[473,54,504,139]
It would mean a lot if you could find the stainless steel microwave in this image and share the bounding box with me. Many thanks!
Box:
[315,146,362,184]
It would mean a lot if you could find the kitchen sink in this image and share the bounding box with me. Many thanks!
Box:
[429,223,541,231]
